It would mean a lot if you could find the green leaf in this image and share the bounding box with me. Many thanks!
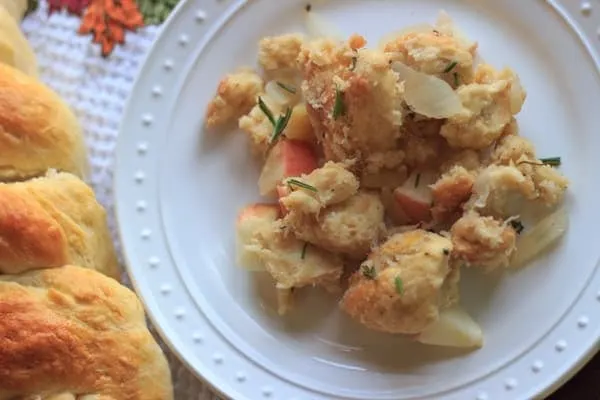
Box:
[394,276,404,295]
[138,0,180,25]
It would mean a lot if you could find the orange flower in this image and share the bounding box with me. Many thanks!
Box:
[78,0,143,57]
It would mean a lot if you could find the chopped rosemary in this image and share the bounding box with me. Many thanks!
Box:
[287,178,318,192]
[518,157,561,168]
[453,72,460,87]
[350,56,358,71]
[539,157,561,167]
[269,107,293,144]
[510,220,525,234]
[276,81,296,94]
[301,242,308,259]
[332,87,346,120]
[443,60,458,73]
[258,96,276,126]
[414,173,421,188]
[443,248,450,256]
[394,276,404,295]
[362,265,377,280]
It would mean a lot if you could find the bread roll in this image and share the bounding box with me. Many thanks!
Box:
[0,265,174,400]
[0,170,119,278]
[0,0,27,22]
[0,63,88,181]
[0,6,37,76]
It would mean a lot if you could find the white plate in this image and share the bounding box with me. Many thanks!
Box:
[115,0,600,399]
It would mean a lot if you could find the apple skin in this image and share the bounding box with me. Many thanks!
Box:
[258,139,318,197]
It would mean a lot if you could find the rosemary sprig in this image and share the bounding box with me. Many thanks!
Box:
[362,265,377,280]
[453,72,460,87]
[258,96,276,126]
[539,157,561,167]
[443,60,458,73]
[301,242,308,259]
[394,276,404,295]
[518,157,561,168]
[332,87,346,120]
[276,82,296,94]
[269,107,293,144]
[287,178,317,192]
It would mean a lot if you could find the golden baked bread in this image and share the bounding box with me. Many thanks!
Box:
[0,6,37,76]
[0,0,28,22]
[0,265,174,400]
[0,63,88,181]
[0,170,119,278]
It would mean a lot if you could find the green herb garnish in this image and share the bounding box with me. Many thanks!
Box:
[453,72,460,87]
[443,248,450,256]
[332,87,346,120]
[301,242,308,259]
[362,265,377,280]
[394,276,404,295]
[510,220,525,234]
[276,82,296,94]
[258,96,276,126]
[287,179,318,192]
[539,157,561,167]
[518,157,562,168]
[443,61,458,73]
[269,107,293,144]
[414,173,421,188]
[351,56,358,71]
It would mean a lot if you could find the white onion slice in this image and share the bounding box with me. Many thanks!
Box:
[417,305,483,348]
[305,11,344,41]
[265,80,297,107]
[511,208,569,268]
[435,10,477,52]
[392,62,463,119]
[377,23,435,49]
[509,74,526,114]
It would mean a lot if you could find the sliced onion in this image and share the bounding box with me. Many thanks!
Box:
[377,23,435,49]
[265,80,298,107]
[417,305,483,348]
[509,74,526,114]
[391,62,463,119]
[275,284,294,316]
[435,10,477,52]
[510,208,569,268]
[305,11,344,41]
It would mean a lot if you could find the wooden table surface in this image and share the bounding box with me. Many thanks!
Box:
[551,354,600,399]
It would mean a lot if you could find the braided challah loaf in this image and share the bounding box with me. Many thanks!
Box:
[0,170,119,278]
[0,9,174,400]
[0,64,87,181]
[0,266,173,400]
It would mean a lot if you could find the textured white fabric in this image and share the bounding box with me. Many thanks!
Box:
[21,5,217,399]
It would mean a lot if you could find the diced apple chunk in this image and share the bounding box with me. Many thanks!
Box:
[284,104,317,143]
[393,171,436,224]
[416,306,483,348]
[236,203,280,271]
[258,139,318,197]
[276,184,291,215]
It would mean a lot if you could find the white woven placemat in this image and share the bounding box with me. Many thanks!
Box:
[22,5,217,399]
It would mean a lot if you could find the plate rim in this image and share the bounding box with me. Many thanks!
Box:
[114,0,600,399]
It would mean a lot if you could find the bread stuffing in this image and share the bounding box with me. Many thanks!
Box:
[206,9,570,349]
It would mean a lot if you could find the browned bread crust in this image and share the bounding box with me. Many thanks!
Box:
[0,265,173,400]
[0,170,119,279]
[0,63,88,181]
